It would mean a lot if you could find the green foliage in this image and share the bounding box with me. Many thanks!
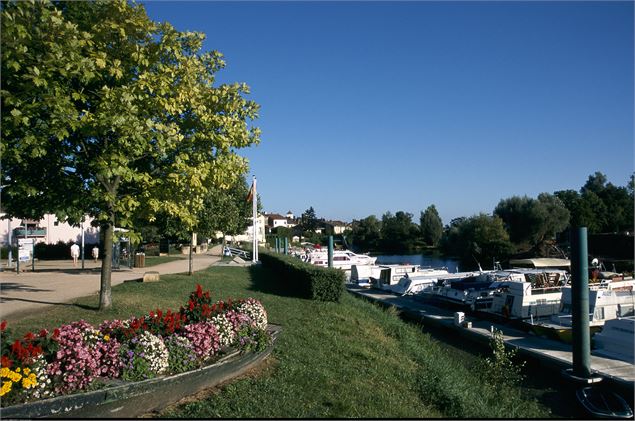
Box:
[420,205,443,247]
[349,215,381,251]
[1,0,260,308]
[440,214,513,269]
[236,325,272,354]
[259,252,345,302]
[494,193,569,251]
[380,211,420,252]
[164,336,199,374]
[33,241,99,260]
[300,207,319,232]
[482,328,525,389]
[555,172,633,234]
[120,343,154,382]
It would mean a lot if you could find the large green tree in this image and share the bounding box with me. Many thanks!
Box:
[420,204,443,247]
[493,194,569,251]
[1,0,260,309]
[380,211,419,252]
[349,215,382,251]
[440,214,513,269]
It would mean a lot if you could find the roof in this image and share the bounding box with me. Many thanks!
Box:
[509,258,571,269]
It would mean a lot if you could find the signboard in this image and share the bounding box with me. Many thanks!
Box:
[18,249,31,262]
[18,238,34,263]
[18,238,34,247]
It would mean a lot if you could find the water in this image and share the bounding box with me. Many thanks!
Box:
[374,253,460,273]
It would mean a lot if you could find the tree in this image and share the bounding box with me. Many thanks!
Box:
[420,205,443,247]
[1,1,260,309]
[439,214,513,269]
[349,215,382,251]
[300,207,319,232]
[380,211,419,251]
[493,196,541,247]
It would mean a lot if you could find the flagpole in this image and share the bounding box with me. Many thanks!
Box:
[252,176,257,263]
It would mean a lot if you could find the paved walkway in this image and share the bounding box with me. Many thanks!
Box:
[0,249,223,320]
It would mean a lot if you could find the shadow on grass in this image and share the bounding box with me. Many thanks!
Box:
[246,265,308,300]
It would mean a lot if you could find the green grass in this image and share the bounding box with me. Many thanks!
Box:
[142,255,186,267]
[5,266,553,418]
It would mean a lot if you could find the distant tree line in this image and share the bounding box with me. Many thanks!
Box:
[348,172,633,268]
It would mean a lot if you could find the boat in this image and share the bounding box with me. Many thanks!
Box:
[372,265,449,291]
[350,264,383,287]
[421,271,496,308]
[386,275,439,296]
[576,386,634,419]
[307,249,377,270]
[478,268,570,320]
[509,257,571,270]
[592,316,635,363]
[1,324,281,418]
[530,277,634,343]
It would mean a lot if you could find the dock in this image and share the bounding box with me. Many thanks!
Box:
[347,285,635,392]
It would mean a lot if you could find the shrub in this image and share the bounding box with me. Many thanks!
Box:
[259,252,345,301]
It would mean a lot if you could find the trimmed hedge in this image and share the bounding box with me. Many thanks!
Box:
[259,252,345,302]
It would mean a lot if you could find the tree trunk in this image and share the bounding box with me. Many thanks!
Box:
[99,220,113,310]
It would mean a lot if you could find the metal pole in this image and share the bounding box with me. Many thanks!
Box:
[274,237,279,254]
[571,227,591,379]
[7,219,12,268]
[188,231,193,276]
[328,235,333,268]
[81,221,85,270]
[284,237,289,255]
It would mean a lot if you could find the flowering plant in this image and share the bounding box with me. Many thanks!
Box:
[0,286,271,408]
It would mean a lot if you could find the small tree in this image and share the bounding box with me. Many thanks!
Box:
[420,205,443,247]
[301,207,319,232]
[483,328,525,390]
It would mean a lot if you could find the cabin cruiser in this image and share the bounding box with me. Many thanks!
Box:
[420,271,495,307]
[479,268,570,320]
[373,265,449,291]
[307,249,377,271]
[530,276,634,342]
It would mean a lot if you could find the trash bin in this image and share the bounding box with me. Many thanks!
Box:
[134,253,145,268]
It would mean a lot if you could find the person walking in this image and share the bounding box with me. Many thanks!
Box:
[92,246,99,263]
[70,243,80,267]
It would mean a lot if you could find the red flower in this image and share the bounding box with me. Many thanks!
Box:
[189,300,195,311]
[196,284,203,298]
[0,320,7,331]
[1,355,12,368]
[39,329,48,337]
[23,332,36,341]
[53,328,60,338]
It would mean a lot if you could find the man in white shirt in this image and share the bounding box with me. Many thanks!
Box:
[70,243,80,267]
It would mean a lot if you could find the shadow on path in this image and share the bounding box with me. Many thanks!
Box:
[0,296,98,311]
[0,283,53,293]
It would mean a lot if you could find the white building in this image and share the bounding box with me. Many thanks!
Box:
[216,213,266,245]
[1,213,99,246]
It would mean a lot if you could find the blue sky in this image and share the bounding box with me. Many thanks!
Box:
[143,1,634,225]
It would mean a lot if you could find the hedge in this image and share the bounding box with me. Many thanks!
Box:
[259,252,345,302]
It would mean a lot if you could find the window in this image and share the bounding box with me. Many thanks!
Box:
[54,221,59,226]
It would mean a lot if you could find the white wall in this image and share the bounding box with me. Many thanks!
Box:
[1,213,99,246]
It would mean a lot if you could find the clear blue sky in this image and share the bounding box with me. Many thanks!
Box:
[143,1,634,225]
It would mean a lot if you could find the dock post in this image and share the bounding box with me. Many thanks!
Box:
[571,227,591,379]
[284,237,289,255]
[275,237,279,254]
[328,236,333,268]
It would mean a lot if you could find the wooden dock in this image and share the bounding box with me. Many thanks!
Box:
[347,285,635,392]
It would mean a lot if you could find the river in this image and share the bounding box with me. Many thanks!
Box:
[373,252,461,272]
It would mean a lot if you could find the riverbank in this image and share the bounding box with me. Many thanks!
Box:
[5,265,553,418]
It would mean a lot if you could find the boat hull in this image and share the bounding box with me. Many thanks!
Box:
[1,325,281,419]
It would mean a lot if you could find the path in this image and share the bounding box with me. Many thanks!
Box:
[0,248,223,320]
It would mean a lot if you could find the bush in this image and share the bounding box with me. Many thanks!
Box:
[259,252,344,302]
[33,241,100,260]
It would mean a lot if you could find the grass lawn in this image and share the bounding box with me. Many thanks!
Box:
[6,265,556,418]
[142,255,186,267]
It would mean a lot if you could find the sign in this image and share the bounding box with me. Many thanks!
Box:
[18,238,34,247]
[18,249,31,262]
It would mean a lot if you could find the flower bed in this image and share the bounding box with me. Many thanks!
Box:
[1,285,273,414]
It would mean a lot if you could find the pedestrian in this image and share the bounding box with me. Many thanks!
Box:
[92,246,99,263]
[70,243,80,267]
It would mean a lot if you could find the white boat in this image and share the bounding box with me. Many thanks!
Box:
[372,265,449,291]
[388,276,439,296]
[480,268,570,320]
[552,277,635,328]
[350,264,383,287]
[592,316,635,363]
[307,249,377,271]
[422,271,495,307]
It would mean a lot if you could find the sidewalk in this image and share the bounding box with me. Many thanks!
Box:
[0,251,223,321]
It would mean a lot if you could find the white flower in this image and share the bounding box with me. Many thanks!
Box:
[211,314,236,347]
[136,331,169,375]
[236,298,268,330]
